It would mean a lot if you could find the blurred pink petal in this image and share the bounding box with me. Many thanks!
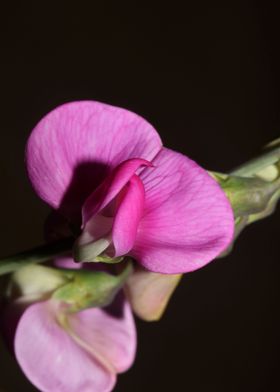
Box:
[69,295,136,373]
[54,254,82,269]
[125,266,182,321]
[14,295,136,392]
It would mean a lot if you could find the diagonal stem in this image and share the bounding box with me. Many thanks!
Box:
[231,145,280,177]
[0,237,74,276]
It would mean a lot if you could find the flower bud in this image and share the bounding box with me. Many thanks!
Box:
[6,264,68,303]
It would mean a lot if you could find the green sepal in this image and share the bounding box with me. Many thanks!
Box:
[53,262,133,313]
[248,188,280,223]
[212,166,280,258]
[94,255,124,264]
[212,172,280,217]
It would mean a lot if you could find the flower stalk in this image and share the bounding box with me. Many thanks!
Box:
[0,237,74,276]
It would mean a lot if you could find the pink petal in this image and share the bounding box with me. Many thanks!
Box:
[15,301,116,392]
[69,294,136,373]
[53,254,83,269]
[82,158,150,225]
[131,148,234,274]
[75,160,149,261]
[112,175,145,257]
[26,101,162,221]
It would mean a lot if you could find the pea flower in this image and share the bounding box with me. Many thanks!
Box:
[2,263,136,392]
[26,101,234,273]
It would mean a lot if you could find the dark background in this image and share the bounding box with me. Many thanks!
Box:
[0,2,279,391]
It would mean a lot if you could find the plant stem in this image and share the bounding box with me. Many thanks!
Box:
[0,237,74,276]
[231,145,280,177]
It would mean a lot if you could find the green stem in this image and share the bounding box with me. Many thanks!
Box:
[231,145,280,177]
[0,237,74,276]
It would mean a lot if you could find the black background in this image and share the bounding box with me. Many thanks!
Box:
[0,2,280,391]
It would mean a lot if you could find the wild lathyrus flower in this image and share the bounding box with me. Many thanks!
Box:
[26,101,234,273]
[2,263,136,392]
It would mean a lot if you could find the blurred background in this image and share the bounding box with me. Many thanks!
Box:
[0,2,279,391]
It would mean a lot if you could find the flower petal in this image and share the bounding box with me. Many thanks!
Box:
[75,160,149,262]
[112,175,145,256]
[26,101,162,220]
[53,254,83,269]
[15,301,116,392]
[69,294,136,373]
[82,158,150,225]
[131,148,234,274]
[125,266,182,321]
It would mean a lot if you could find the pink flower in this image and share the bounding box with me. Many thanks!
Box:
[16,298,135,392]
[2,265,136,392]
[26,101,234,273]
